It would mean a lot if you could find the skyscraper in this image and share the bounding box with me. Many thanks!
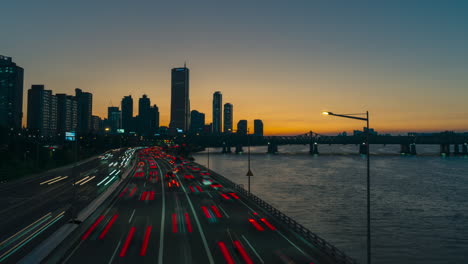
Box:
[121,95,133,133]
[138,94,151,135]
[107,106,121,133]
[170,66,190,131]
[212,91,222,133]
[149,104,160,134]
[91,115,102,134]
[223,103,233,133]
[237,120,247,135]
[0,55,24,130]
[27,85,57,137]
[190,110,205,133]
[254,119,264,136]
[56,94,78,135]
[75,88,93,135]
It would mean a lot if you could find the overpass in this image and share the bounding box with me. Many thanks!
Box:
[181,131,468,155]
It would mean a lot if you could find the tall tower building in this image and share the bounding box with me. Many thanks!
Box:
[75,88,93,135]
[170,66,190,131]
[212,91,222,133]
[254,119,264,136]
[121,95,133,133]
[0,55,24,130]
[237,120,247,135]
[190,110,205,133]
[27,85,57,137]
[223,103,233,133]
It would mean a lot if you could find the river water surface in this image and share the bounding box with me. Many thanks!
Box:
[193,145,468,264]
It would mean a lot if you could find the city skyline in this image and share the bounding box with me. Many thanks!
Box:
[2,1,468,135]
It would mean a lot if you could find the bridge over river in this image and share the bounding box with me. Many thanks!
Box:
[182,132,468,155]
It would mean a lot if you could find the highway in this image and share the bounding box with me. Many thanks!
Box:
[0,148,137,264]
[53,147,337,264]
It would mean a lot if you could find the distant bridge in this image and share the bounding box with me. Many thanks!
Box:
[181,131,468,155]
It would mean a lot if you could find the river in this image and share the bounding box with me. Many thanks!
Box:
[193,144,468,264]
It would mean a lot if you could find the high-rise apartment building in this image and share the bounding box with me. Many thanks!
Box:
[254,119,264,136]
[237,120,247,135]
[56,94,78,135]
[223,103,233,133]
[75,88,92,134]
[190,110,205,133]
[107,106,121,133]
[212,91,222,133]
[0,55,24,130]
[121,95,133,133]
[170,66,190,131]
[27,85,57,137]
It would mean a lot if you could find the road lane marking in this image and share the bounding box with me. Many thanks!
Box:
[174,169,215,264]
[217,205,230,218]
[108,241,121,264]
[74,176,90,185]
[0,212,65,262]
[276,229,312,258]
[241,235,265,264]
[47,176,69,185]
[0,212,52,249]
[155,159,166,264]
[79,176,96,185]
[128,209,136,223]
[39,176,62,185]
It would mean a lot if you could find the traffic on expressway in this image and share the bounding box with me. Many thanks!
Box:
[1,146,338,264]
[45,147,336,264]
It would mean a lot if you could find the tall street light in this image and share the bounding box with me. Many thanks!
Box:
[323,111,371,264]
[246,128,253,194]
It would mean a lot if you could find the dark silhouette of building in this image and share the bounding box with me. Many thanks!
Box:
[138,94,151,136]
[91,115,102,134]
[75,88,92,135]
[190,110,205,133]
[27,85,57,137]
[237,120,247,135]
[223,103,233,133]
[0,55,24,130]
[121,95,133,133]
[56,94,78,135]
[107,106,120,133]
[203,123,212,134]
[149,104,160,135]
[170,66,190,131]
[212,91,222,133]
[254,119,263,136]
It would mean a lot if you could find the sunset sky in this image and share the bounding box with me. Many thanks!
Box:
[2,1,467,135]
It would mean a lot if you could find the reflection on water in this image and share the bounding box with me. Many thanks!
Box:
[193,145,468,264]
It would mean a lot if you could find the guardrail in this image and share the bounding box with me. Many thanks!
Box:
[203,166,358,264]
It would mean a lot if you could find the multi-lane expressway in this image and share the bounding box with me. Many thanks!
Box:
[46,147,340,264]
[0,148,137,264]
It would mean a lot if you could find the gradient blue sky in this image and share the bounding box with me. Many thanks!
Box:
[2,0,468,134]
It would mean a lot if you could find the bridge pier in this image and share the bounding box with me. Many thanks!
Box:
[410,144,417,155]
[267,143,278,154]
[309,143,319,155]
[221,145,232,153]
[235,145,243,154]
[462,144,468,155]
[440,144,450,156]
[359,143,368,155]
[453,144,460,155]
[400,144,410,155]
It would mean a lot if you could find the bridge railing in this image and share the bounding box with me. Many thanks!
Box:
[205,167,358,264]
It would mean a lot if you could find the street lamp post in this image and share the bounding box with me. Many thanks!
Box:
[323,111,371,264]
[246,128,253,194]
